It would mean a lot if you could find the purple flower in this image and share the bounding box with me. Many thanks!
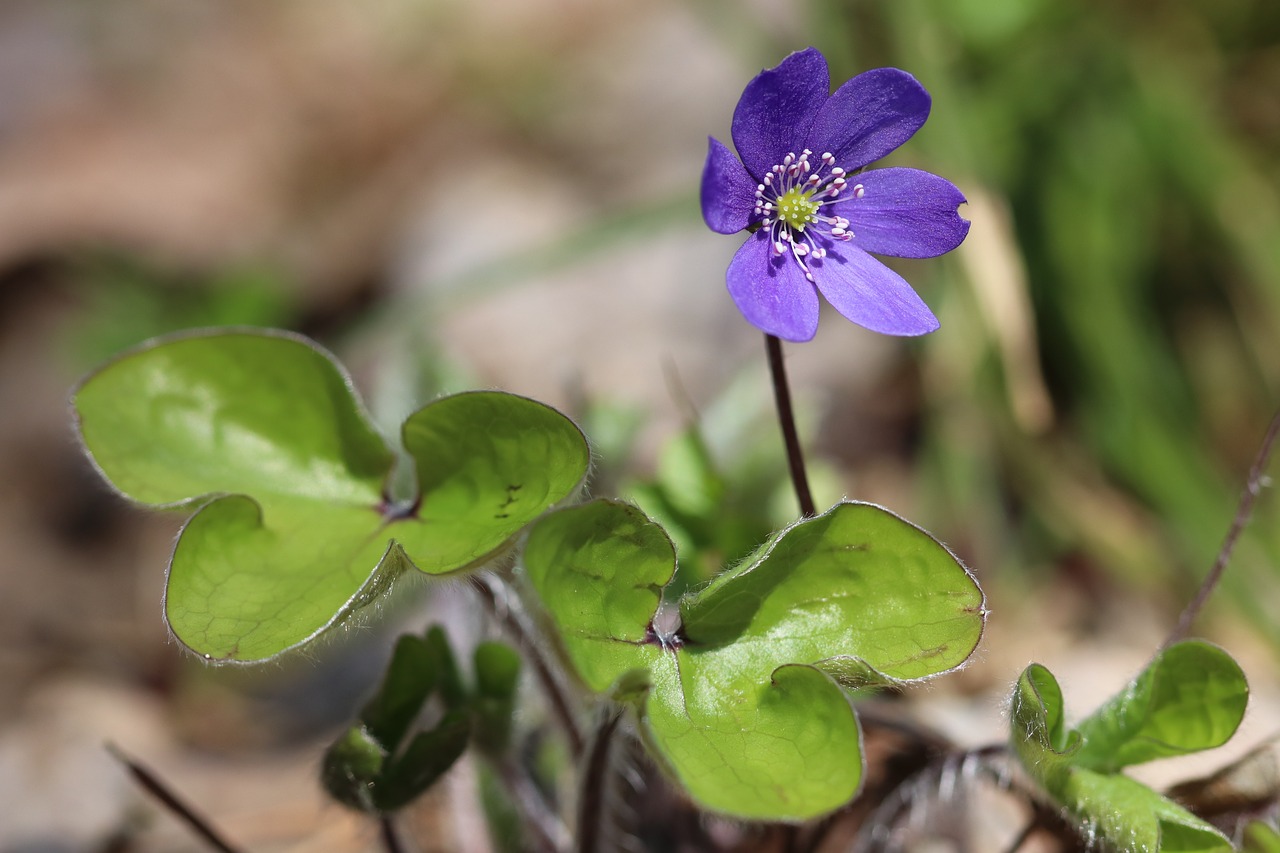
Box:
[701,48,970,341]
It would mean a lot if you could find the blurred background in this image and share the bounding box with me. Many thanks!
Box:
[1,0,1279,850]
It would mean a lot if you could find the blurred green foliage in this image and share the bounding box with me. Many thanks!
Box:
[787,0,1280,640]
[67,254,291,365]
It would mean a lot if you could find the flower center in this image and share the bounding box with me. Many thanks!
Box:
[775,187,819,231]
[753,149,865,282]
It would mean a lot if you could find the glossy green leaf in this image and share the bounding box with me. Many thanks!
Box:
[1010,660,1238,852]
[522,499,671,694]
[74,329,394,508]
[1060,770,1233,853]
[396,392,591,573]
[523,499,985,821]
[678,502,987,684]
[1073,641,1248,773]
[74,329,588,662]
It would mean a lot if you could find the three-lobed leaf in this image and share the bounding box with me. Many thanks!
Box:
[523,498,985,821]
[74,329,589,662]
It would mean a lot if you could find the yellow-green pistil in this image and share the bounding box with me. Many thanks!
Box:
[775,187,820,231]
[754,149,862,282]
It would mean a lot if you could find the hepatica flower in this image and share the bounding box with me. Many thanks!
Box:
[701,47,970,341]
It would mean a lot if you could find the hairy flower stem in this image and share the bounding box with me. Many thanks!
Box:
[469,575,585,756]
[1165,408,1280,648]
[575,707,624,853]
[765,333,817,517]
[497,756,572,853]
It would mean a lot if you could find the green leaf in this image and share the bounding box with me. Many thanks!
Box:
[654,427,724,517]
[375,709,472,811]
[1009,660,1238,852]
[1059,770,1233,853]
[522,499,671,693]
[74,329,394,508]
[523,499,985,821]
[74,329,589,662]
[425,625,469,710]
[642,655,863,821]
[1010,663,1082,780]
[397,391,591,573]
[678,502,987,684]
[472,641,521,755]
[1073,641,1248,773]
[360,633,446,752]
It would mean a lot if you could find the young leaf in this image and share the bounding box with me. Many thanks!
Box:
[472,641,522,755]
[523,499,985,821]
[1073,641,1248,773]
[374,709,472,811]
[1009,662,1082,790]
[1057,770,1234,853]
[74,329,589,662]
[425,625,469,710]
[1009,659,1240,852]
[360,632,447,752]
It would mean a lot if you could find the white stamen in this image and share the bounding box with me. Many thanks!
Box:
[751,149,861,279]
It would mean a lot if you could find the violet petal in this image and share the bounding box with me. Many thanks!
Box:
[805,68,930,170]
[727,230,821,342]
[838,167,970,258]
[701,137,759,235]
[810,244,939,336]
[731,47,829,180]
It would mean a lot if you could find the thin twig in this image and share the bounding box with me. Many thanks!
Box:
[106,743,245,853]
[497,757,572,853]
[765,333,817,517]
[575,707,624,853]
[1165,408,1280,647]
[379,816,404,853]
[469,575,585,756]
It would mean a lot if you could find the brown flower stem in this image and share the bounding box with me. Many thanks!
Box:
[469,574,585,757]
[496,756,571,853]
[1165,408,1280,647]
[575,706,624,853]
[379,816,404,853]
[765,333,817,517]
